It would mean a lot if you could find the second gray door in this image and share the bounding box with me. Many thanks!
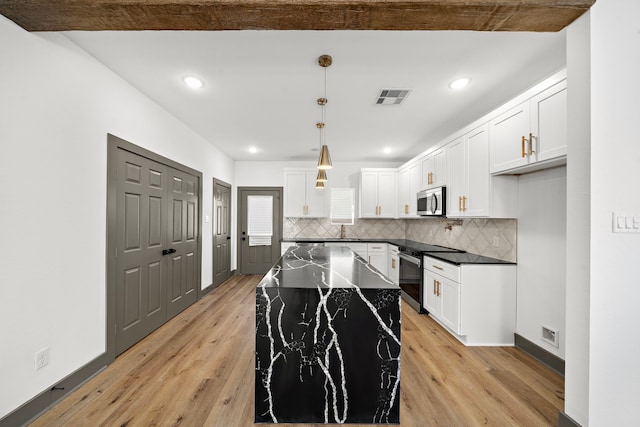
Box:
[213,179,231,288]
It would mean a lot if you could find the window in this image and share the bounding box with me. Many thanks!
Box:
[330,188,354,225]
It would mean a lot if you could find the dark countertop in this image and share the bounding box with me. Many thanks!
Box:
[281,237,515,265]
[258,246,398,289]
[424,252,516,265]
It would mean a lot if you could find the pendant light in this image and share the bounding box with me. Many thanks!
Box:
[317,54,333,171]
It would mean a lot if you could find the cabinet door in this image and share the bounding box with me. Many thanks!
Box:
[359,171,379,218]
[446,136,466,217]
[432,148,447,187]
[408,163,421,216]
[397,168,411,217]
[422,270,440,314]
[465,125,490,217]
[368,252,388,276]
[284,171,307,217]
[439,277,460,333]
[421,155,434,188]
[388,252,399,285]
[489,101,530,173]
[531,81,567,163]
[377,171,397,218]
[304,171,328,217]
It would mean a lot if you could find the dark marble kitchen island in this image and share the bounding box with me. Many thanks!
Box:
[255,246,401,424]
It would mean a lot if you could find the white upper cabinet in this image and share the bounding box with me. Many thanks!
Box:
[490,78,567,175]
[359,168,397,218]
[447,125,490,217]
[421,147,447,189]
[447,124,517,218]
[284,169,328,218]
[397,162,421,218]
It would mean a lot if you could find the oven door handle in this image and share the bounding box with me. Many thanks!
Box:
[399,252,421,268]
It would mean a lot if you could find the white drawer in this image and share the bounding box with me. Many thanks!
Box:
[367,243,387,252]
[423,256,460,282]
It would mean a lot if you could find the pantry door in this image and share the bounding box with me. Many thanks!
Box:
[108,134,202,357]
[114,148,169,355]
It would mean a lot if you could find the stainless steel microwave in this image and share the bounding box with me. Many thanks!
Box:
[417,186,446,216]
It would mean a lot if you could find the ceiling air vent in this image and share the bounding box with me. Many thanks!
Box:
[375,89,411,105]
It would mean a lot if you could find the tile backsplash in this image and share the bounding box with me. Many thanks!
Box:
[283,217,517,262]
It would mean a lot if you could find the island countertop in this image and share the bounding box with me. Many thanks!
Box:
[257,245,398,290]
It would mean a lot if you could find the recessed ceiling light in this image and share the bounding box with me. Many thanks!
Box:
[449,77,471,90]
[248,146,258,154]
[383,147,392,154]
[182,75,204,89]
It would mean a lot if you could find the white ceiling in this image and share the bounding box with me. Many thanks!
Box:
[62,30,566,163]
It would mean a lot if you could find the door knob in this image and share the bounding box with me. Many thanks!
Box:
[162,248,177,256]
[227,236,231,240]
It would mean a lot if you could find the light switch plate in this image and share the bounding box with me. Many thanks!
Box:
[612,212,640,233]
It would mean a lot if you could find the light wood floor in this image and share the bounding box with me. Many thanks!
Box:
[30,275,564,427]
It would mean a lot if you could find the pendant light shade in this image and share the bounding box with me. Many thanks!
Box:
[316,169,328,182]
[317,145,332,170]
[315,180,326,189]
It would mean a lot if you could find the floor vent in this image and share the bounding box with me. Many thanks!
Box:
[375,89,411,105]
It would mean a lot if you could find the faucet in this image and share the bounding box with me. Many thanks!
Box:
[340,224,346,239]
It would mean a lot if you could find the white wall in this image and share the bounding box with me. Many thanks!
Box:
[516,167,566,359]
[565,10,591,426]
[566,0,640,425]
[588,0,640,424]
[0,17,233,418]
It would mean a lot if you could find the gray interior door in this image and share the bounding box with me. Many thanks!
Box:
[213,179,231,288]
[238,187,282,275]
[115,149,169,355]
[114,145,200,355]
[166,168,199,319]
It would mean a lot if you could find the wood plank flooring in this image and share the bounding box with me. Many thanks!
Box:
[30,275,564,427]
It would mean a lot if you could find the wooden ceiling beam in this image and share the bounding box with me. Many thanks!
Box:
[0,0,595,32]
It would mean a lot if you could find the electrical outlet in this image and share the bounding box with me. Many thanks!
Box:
[492,235,500,247]
[35,348,49,370]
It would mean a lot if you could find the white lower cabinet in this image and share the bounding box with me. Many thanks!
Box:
[366,243,388,276]
[423,256,516,346]
[388,245,399,285]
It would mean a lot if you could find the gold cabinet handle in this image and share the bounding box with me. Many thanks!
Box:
[437,281,441,297]
[462,196,467,212]
[392,259,396,269]
[529,132,535,155]
[432,265,443,271]
[405,204,409,214]
[458,196,462,212]
[428,172,433,185]
[433,279,437,295]
[521,135,526,158]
